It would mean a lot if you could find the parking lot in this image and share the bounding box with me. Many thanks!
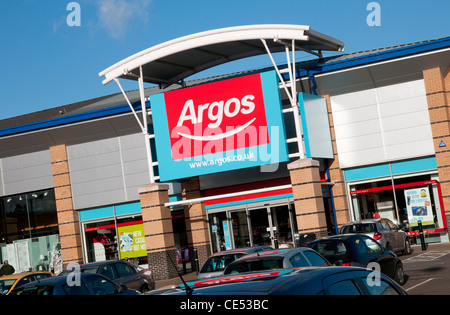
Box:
[402,243,450,294]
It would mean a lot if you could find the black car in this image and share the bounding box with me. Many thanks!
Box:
[60,260,154,293]
[9,273,140,295]
[151,267,407,295]
[308,234,405,285]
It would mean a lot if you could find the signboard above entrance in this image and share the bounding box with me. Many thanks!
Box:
[150,70,289,181]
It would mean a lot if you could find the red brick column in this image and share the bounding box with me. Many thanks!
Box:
[181,177,211,269]
[138,183,178,280]
[288,158,328,240]
[49,144,83,268]
[423,67,450,227]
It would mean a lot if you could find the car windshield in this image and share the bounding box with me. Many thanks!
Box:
[341,223,376,234]
[200,253,247,273]
[224,258,284,275]
[309,240,351,265]
[0,279,17,294]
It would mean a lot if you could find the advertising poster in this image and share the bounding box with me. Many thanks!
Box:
[404,187,434,226]
[118,223,147,259]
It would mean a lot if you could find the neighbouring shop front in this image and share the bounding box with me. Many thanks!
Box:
[80,202,149,267]
[0,188,61,274]
[346,157,449,244]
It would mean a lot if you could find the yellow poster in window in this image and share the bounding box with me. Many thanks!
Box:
[117,224,147,259]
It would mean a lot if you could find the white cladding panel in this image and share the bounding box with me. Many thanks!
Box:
[330,79,434,168]
[0,150,53,196]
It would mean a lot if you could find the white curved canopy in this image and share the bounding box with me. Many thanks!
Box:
[99,24,344,87]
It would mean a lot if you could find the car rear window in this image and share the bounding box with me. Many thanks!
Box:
[308,240,351,265]
[224,258,284,274]
[341,223,376,234]
[200,253,247,273]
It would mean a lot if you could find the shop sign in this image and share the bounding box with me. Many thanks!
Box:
[404,187,434,226]
[150,70,288,181]
[117,223,147,259]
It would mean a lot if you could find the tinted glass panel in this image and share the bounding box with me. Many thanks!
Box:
[115,262,136,277]
[327,280,361,295]
[303,251,329,266]
[309,240,351,265]
[341,223,376,234]
[363,278,400,295]
[200,254,246,273]
[63,283,90,295]
[289,253,309,267]
[224,258,284,274]
[83,275,117,295]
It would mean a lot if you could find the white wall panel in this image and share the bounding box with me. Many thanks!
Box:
[0,150,53,196]
[67,133,150,210]
[330,79,434,168]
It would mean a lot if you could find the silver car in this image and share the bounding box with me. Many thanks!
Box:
[340,218,411,255]
[197,246,272,279]
[223,248,330,275]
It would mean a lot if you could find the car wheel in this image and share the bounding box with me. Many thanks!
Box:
[402,238,411,255]
[394,263,405,286]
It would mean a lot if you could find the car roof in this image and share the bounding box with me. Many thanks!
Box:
[310,234,362,242]
[343,219,381,225]
[209,246,271,257]
[163,266,378,295]
[0,271,53,280]
[233,248,308,261]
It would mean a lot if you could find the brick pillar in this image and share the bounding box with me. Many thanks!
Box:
[181,177,211,269]
[49,144,83,268]
[423,67,450,227]
[323,95,350,231]
[288,158,328,240]
[138,183,178,280]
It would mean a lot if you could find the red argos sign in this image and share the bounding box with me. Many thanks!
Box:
[150,71,288,181]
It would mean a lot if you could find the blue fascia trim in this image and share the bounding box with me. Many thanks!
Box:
[205,193,293,210]
[282,37,450,81]
[344,156,437,182]
[0,100,143,137]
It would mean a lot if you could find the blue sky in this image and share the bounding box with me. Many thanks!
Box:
[0,0,448,120]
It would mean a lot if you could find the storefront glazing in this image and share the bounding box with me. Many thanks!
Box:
[348,173,448,244]
[208,201,297,253]
[80,202,148,267]
[0,189,60,273]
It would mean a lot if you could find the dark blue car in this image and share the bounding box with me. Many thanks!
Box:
[9,273,140,295]
[150,266,407,295]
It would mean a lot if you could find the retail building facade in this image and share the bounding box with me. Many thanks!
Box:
[1,26,449,280]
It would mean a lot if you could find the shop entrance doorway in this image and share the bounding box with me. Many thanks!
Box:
[208,203,296,253]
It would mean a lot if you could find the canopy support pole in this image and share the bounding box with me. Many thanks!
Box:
[261,38,306,159]
[113,68,157,183]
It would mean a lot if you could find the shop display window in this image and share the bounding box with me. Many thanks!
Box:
[84,216,148,266]
[349,174,447,244]
[0,189,60,272]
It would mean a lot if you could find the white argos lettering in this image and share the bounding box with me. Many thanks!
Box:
[176,94,256,128]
